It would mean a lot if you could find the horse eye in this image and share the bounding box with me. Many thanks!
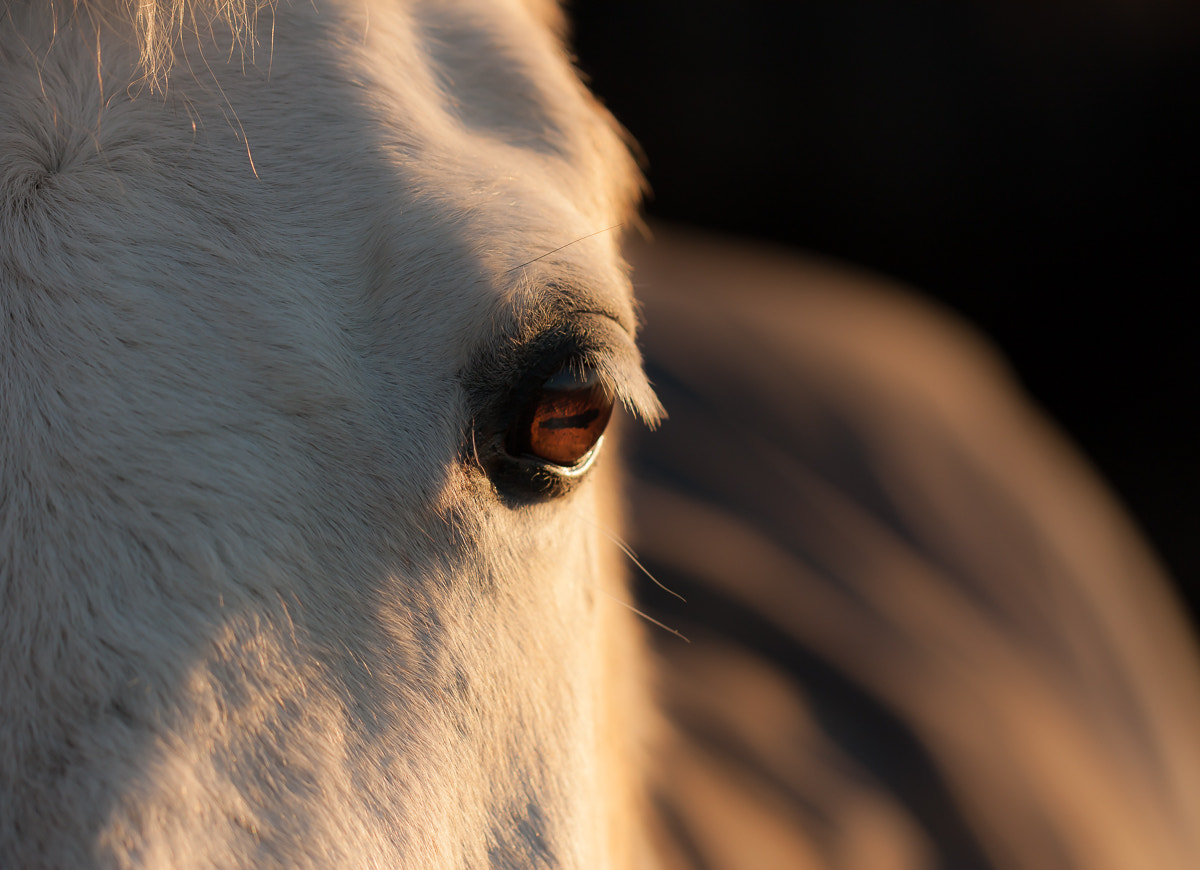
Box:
[507,365,614,467]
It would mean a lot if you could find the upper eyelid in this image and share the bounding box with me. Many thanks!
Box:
[463,309,663,432]
[463,313,618,409]
[498,276,638,341]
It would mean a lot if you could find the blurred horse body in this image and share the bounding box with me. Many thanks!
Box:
[3,2,1200,869]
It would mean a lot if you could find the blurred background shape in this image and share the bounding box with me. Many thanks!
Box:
[571,0,1200,622]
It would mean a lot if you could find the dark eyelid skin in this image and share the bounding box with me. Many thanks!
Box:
[460,302,654,501]
[462,309,636,435]
[464,277,644,396]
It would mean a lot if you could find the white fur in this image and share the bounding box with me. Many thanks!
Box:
[0,2,659,866]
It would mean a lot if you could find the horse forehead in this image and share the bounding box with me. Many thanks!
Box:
[200,0,638,333]
[3,0,636,276]
[300,1,633,256]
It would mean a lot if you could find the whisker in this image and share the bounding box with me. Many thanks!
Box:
[597,523,686,603]
[575,509,687,603]
[468,424,485,472]
[596,588,690,643]
[569,507,690,641]
[505,225,623,274]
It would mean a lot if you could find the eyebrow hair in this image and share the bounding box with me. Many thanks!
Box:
[503,227,624,277]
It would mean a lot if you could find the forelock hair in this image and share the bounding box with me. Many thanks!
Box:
[79,0,568,88]
[66,0,270,88]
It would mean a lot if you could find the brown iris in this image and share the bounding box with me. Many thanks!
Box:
[509,366,614,467]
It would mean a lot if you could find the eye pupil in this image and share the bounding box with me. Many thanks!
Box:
[527,389,612,465]
[510,367,614,467]
[537,405,601,431]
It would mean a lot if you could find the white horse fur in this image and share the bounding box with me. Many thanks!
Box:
[9,2,1200,869]
[1,0,664,865]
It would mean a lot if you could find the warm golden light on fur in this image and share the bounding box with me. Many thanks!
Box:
[4,2,1200,869]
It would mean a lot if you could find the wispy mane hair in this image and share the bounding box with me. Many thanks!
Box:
[70,0,567,88]
[65,0,273,87]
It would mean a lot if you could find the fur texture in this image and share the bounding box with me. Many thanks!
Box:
[1,1,657,866]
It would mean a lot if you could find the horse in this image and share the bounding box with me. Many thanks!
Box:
[2,0,661,864]
[4,1,1200,868]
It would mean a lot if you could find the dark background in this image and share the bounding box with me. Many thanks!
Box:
[570,0,1200,625]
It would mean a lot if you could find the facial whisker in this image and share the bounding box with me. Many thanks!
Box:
[589,517,686,603]
[505,225,623,275]
[595,588,690,644]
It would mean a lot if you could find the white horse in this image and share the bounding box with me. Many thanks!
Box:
[2,0,660,865]
[4,1,1200,868]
